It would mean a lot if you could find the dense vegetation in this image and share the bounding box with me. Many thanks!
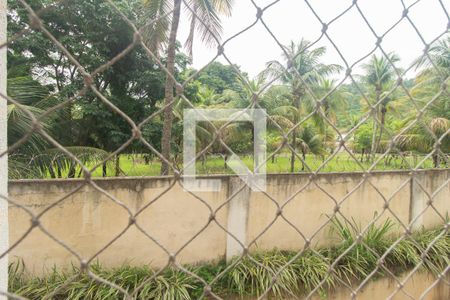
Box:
[9,219,450,299]
[6,0,450,179]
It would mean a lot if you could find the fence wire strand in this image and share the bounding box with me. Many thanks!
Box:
[1,0,449,299]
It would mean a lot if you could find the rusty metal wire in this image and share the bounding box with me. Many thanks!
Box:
[1,0,449,299]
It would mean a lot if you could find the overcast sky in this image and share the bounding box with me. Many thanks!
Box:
[177,0,449,79]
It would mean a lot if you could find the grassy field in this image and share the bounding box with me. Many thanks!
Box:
[74,152,436,178]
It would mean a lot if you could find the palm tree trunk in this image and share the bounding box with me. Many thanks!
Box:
[102,162,107,177]
[375,105,387,155]
[115,155,120,177]
[160,0,182,175]
[370,88,381,161]
[201,153,206,167]
[252,123,261,172]
[301,149,306,171]
[433,153,439,168]
[290,129,296,173]
[370,118,377,161]
[290,88,302,174]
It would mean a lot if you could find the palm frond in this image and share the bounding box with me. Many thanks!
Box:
[272,105,298,123]
[429,117,449,135]
[142,0,172,53]
[7,76,49,105]
[7,104,49,153]
[269,115,294,131]
[31,147,110,178]
[362,52,400,89]
[184,0,232,56]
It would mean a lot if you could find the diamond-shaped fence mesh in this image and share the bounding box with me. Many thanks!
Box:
[0,0,449,299]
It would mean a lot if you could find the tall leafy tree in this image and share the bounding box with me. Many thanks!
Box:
[143,0,234,175]
[196,62,245,94]
[7,0,173,176]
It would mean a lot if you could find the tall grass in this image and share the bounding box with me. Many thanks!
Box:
[9,219,449,299]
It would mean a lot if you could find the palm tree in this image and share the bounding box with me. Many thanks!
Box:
[269,107,328,171]
[7,77,49,152]
[265,39,341,172]
[397,117,449,167]
[143,0,233,175]
[196,86,221,106]
[306,78,349,152]
[170,98,217,168]
[9,80,55,177]
[268,95,329,171]
[414,35,450,82]
[311,78,348,126]
[361,53,400,160]
[403,35,450,167]
[7,68,109,179]
[412,34,450,121]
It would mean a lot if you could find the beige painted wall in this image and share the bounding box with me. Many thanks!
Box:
[247,172,412,251]
[9,177,229,274]
[8,170,449,276]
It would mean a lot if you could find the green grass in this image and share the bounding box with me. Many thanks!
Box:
[9,219,449,299]
[43,152,436,179]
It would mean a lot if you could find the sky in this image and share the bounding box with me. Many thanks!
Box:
[177,0,450,79]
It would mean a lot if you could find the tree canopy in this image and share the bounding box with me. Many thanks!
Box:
[5,1,450,178]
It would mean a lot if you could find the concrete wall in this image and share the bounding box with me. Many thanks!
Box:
[7,169,449,275]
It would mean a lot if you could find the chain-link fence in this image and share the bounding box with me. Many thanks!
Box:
[1,0,450,299]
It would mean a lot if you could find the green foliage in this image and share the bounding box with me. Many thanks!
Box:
[7,0,171,152]
[335,83,364,129]
[353,123,373,152]
[362,53,400,93]
[413,228,450,274]
[228,249,333,297]
[196,62,246,95]
[6,0,450,179]
[327,218,397,281]
[9,221,449,299]
[9,263,196,300]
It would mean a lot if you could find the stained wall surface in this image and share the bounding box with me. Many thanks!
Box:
[8,170,449,275]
